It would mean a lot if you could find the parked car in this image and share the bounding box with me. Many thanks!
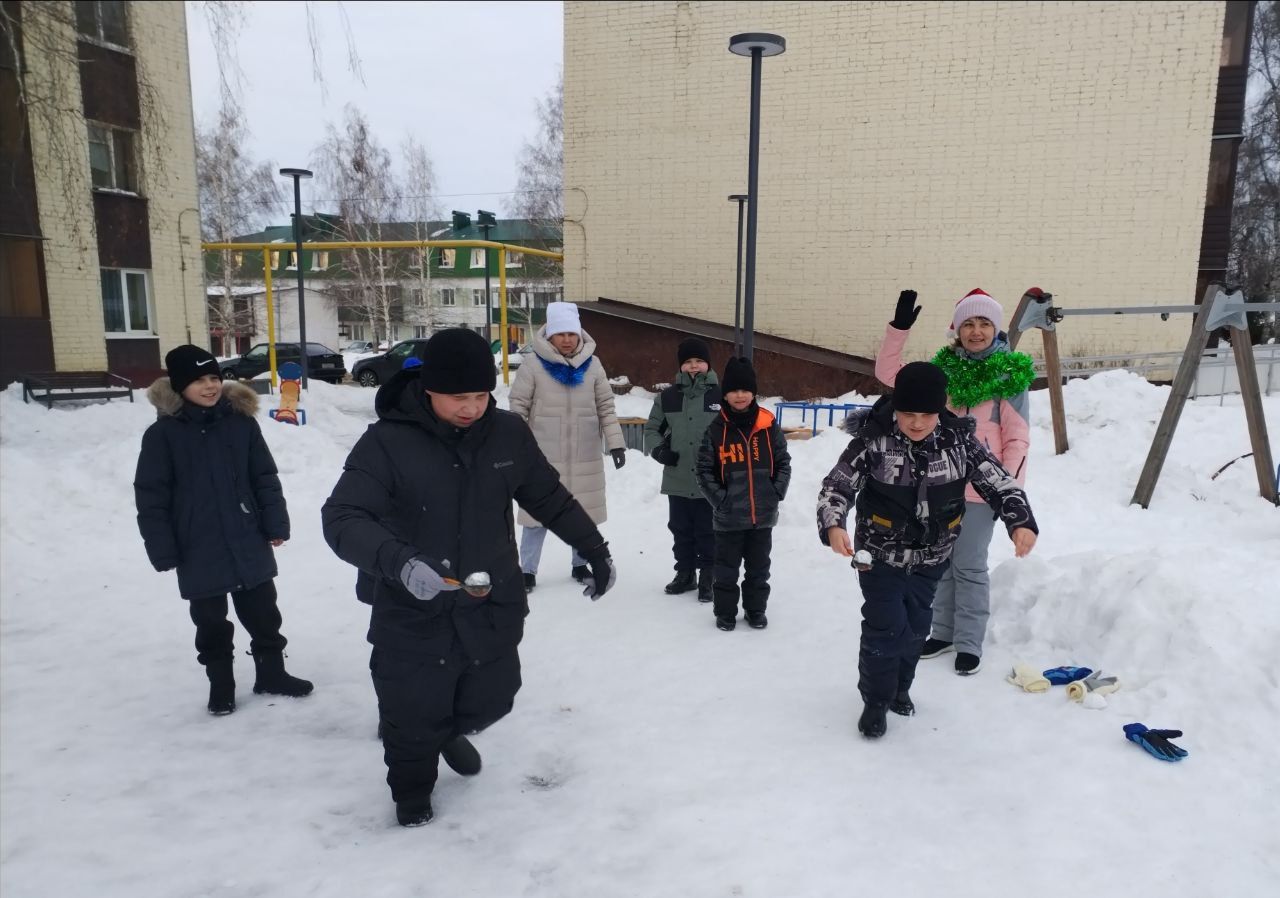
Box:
[342,340,375,354]
[219,342,347,384]
[351,339,430,387]
[494,343,532,374]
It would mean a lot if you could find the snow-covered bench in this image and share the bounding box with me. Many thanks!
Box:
[21,372,134,409]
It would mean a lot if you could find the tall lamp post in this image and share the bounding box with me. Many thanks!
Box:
[728,32,785,362]
[728,194,748,355]
[280,167,313,388]
[477,209,497,344]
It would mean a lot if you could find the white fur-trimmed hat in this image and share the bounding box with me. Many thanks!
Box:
[545,301,581,336]
[951,288,1003,332]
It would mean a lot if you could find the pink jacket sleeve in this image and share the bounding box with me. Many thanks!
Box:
[998,393,1031,485]
[875,323,910,388]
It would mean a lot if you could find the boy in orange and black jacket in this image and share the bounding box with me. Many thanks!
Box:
[695,357,791,631]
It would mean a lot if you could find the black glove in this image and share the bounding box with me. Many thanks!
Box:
[891,289,921,330]
[579,542,616,601]
[611,449,627,469]
[650,445,679,466]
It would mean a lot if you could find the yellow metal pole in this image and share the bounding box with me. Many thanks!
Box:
[264,250,278,389]
[499,247,509,385]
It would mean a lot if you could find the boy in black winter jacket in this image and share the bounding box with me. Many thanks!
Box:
[134,345,312,717]
[816,362,1037,739]
[321,329,616,828]
[696,357,791,631]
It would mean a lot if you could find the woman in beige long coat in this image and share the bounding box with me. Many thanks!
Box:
[508,302,626,592]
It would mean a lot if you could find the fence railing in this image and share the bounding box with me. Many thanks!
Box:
[1037,344,1279,400]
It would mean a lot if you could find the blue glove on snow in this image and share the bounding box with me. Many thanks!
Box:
[1043,666,1093,685]
[1124,723,1189,762]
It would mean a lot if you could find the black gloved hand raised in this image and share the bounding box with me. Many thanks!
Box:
[611,449,627,469]
[892,289,921,330]
[650,445,679,466]
[578,542,616,601]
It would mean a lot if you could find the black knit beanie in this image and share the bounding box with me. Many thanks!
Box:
[677,337,711,366]
[419,328,497,394]
[891,361,949,413]
[721,356,758,394]
[165,344,220,394]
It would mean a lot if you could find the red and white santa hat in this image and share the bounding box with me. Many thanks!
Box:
[951,288,1003,332]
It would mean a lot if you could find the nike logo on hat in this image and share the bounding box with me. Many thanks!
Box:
[196,359,214,366]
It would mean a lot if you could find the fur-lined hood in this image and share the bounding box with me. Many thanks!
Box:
[147,377,260,418]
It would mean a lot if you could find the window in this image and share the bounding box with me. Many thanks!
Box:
[87,124,137,192]
[505,251,522,269]
[438,288,456,306]
[350,325,367,341]
[411,288,425,307]
[75,1,129,47]
[473,289,485,306]
[438,249,456,269]
[232,252,244,268]
[311,251,329,271]
[269,251,281,270]
[470,248,486,269]
[100,268,152,334]
[285,252,298,271]
[0,239,44,318]
[414,326,428,339]
[388,341,414,362]
[472,326,487,336]
[391,326,402,342]
[245,344,269,360]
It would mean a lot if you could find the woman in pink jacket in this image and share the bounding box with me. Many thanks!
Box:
[875,288,1035,675]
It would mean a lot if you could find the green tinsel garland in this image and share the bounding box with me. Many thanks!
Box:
[929,345,1036,409]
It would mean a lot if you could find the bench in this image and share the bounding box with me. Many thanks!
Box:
[21,371,134,408]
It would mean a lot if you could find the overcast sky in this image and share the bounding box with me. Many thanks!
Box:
[185,0,563,224]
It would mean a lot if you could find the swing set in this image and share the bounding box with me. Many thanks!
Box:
[1007,285,1279,508]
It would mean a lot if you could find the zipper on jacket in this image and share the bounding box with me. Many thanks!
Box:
[733,425,756,525]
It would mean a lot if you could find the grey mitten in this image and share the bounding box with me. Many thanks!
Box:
[399,557,462,602]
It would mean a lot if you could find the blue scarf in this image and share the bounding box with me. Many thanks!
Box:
[538,354,590,386]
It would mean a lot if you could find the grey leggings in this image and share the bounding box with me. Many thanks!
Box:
[929,502,997,656]
[519,525,586,575]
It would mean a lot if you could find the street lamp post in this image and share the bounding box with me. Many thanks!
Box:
[477,210,497,344]
[728,194,748,355]
[280,167,313,388]
[728,32,785,362]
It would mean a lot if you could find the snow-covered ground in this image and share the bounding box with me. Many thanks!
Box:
[1,372,1277,897]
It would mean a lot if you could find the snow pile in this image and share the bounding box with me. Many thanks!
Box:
[1,371,1277,896]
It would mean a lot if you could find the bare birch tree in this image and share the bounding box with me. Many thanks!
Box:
[195,100,284,354]
[312,105,404,345]
[1229,0,1279,342]
[401,135,443,335]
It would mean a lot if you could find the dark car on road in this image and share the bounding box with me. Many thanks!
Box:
[351,339,430,387]
[220,342,347,384]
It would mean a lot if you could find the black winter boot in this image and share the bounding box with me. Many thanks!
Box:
[664,570,696,595]
[889,691,915,717]
[696,568,714,603]
[441,735,482,776]
[858,702,888,739]
[745,611,768,629]
[251,652,314,697]
[396,798,434,827]
[205,659,236,716]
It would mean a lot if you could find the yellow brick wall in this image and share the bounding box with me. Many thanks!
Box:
[24,2,105,371]
[24,0,205,371]
[564,1,1225,363]
[131,1,208,352]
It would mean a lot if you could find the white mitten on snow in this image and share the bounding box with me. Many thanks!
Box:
[1006,663,1051,693]
[1067,673,1122,703]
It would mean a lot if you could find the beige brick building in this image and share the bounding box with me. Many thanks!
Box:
[564,1,1253,390]
[1,1,205,386]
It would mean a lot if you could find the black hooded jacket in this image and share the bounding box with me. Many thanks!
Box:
[134,378,288,599]
[695,403,791,531]
[321,369,605,657]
